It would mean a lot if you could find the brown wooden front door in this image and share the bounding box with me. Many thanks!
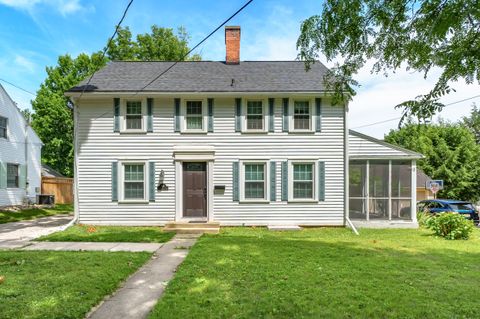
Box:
[183,162,207,218]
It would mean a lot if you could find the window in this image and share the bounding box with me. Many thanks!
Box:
[293,101,311,130]
[125,101,143,130]
[185,101,203,130]
[244,163,266,199]
[246,101,264,130]
[292,163,314,199]
[0,116,7,139]
[123,163,145,200]
[7,163,19,188]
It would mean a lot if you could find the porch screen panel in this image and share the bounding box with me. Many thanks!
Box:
[391,160,412,220]
[368,161,389,220]
[349,161,367,220]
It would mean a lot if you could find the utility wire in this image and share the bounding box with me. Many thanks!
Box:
[133,0,254,95]
[0,78,36,96]
[352,94,480,129]
[77,0,134,101]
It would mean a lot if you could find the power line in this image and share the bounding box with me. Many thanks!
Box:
[352,94,480,129]
[77,0,134,101]
[133,0,254,95]
[0,78,36,96]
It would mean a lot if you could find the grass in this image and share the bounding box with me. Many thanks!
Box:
[37,224,175,243]
[0,250,151,319]
[150,227,480,319]
[0,204,73,224]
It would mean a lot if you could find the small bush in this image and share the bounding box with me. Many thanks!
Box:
[417,211,432,228]
[425,212,474,240]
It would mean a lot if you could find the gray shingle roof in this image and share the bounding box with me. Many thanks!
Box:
[68,61,330,93]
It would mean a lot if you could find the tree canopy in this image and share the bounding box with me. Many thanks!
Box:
[31,25,200,176]
[297,0,480,123]
[384,122,480,201]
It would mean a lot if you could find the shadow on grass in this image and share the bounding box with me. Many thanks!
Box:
[0,204,73,224]
[150,228,480,319]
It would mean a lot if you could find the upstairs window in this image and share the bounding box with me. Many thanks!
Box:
[125,101,143,130]
[186,101,203,130]
[246,101,264,131]
[123,163,145,200]
[0,116,7,139]
[293,101,311,130]
[7,163,19,188]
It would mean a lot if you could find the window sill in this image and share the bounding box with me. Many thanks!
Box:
[288,199,318,203]
[118,200,149,204]
[119,130,147,135]
[288,130,315,134]
[180,131,208,134]
[240,199,270,204]
[241,130,268,134]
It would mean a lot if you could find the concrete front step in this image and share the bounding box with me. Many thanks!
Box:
[164,222,220,234]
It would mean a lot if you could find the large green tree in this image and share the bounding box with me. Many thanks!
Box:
[384,122,480,201]
[462,103,480,144]
[32,25,199,177]
[297,0,480,123]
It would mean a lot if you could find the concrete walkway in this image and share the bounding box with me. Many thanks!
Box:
[22,241,162,252]
[0,214,73,249]
[87,234,200,319]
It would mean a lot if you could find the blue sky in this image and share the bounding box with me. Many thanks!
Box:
[0,0,479,138]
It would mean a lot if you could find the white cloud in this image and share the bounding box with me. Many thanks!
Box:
[14,55,36,72]
[0,0,85,16]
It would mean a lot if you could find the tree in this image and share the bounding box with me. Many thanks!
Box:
[297,0,480,123]
[31,25,200,177]
[462,103,480,143]
[106,26,201,61]
[384,122,480,201]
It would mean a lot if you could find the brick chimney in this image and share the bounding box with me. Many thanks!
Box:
[225,26,241,64]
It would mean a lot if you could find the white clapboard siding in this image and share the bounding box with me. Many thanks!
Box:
[0,85,42,206]
[349,130,422,159]
[76,96,345,225]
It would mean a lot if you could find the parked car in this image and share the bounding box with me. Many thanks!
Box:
[417,199,479,224]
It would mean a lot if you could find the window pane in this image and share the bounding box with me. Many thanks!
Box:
[7,164,18,188]
[126,101,142,115]
[186,101,202,115]
[349,198,366,220]
[186,116,203,130]
[293,181,313,199]
[0,117,6,139]
[294,101,310,130]
[126,115,142,129]
[369,161,389,197]
[349,161,367,197]
[124,182,144,199]
[244,163,265,199]
[125,164,144,181]
[392,199,412,220]
[247,101,263,130]
[245,182,265,199]
[245,164,264,181]
[369,198,388,219]
[293,164,313,181]
[391,161,411,198]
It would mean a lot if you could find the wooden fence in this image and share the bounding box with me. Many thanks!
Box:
[41,177,74,204]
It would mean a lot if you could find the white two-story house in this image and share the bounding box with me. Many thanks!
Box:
[0,84,42,206]
[66,26,422,228]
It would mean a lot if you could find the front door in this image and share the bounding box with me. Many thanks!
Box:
[183,162,207,218]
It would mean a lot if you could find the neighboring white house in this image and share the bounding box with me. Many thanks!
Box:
[66,26,422,227]
[0,84,42,206]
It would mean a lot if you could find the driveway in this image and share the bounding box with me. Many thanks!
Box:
[0,214,73,249]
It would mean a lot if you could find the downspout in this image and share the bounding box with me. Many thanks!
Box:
[343,101,358,235]
[24,120,29,204]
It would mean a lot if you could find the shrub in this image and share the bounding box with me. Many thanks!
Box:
[417,211,432,228]
[425,212,474,240]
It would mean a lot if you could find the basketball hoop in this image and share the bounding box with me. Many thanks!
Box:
[427,180,444,199]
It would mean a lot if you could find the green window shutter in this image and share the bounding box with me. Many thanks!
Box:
[270,161,276,201]
[149,162,155,202]
[112,162,118,202]
[268,98,275,132]
[282,98,289,132]
[315,98,322,132]
[235,98,241,132]
[318,161,325,201]
[174,98,181,132]
[114,98,120,132]
[147,98,153,132]
[208,98,214,132]
[0,162,6,189]
[281,161,288,201]
[19,164,27,189]
[232,161,239,202]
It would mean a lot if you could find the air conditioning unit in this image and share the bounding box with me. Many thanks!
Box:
[37,195,55,205]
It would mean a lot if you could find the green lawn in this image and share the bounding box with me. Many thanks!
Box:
[150,227,480,319]
[0,250,151,319]
[38,224,175,243]
[0,204,73,224]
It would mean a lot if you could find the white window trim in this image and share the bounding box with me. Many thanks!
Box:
[6,163,19,189]
[242,98,268,133]
[118,160,149,203]
[289,98,315,133]
[0,115,7,140]
[181,99,208,133]
[239,159,270,203]
[288,160,317,202]
[120,98,147,133]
